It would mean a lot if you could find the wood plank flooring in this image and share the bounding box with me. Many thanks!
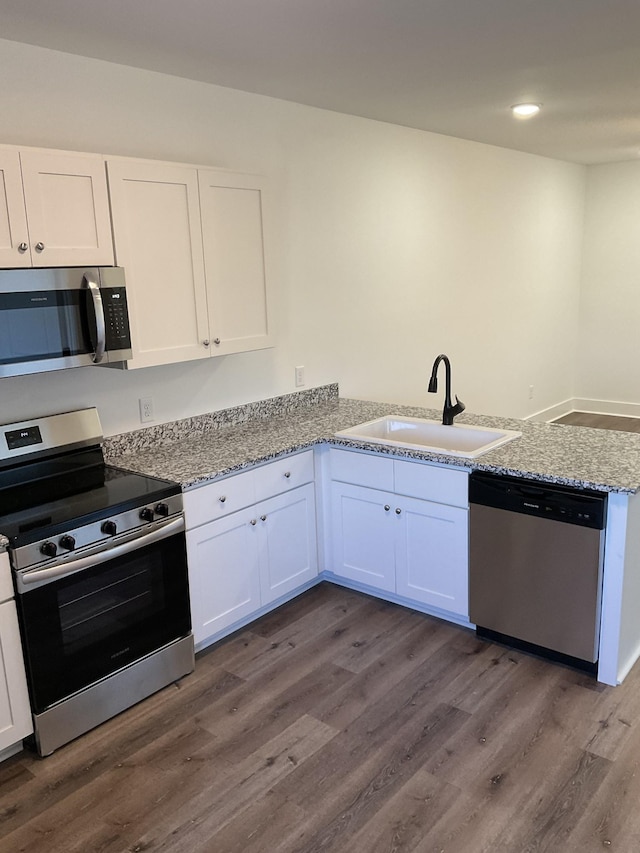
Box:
[2,582,640,852]
[554,411,640,433]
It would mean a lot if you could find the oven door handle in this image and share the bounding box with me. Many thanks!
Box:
[18,516,185,590]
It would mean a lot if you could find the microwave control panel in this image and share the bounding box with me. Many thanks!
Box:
[102,288,131,347]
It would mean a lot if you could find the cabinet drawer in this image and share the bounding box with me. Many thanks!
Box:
[394,459,468,508]
[254,450,314,502]
[329,448,394,491]
[183,469,256,529]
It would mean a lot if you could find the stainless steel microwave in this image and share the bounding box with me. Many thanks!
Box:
[0,267,132,378]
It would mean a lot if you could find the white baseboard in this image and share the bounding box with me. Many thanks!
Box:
[571,398,640,419]
[526,399,575,423]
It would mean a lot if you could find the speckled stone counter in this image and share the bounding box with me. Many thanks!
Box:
[104,385,640,494]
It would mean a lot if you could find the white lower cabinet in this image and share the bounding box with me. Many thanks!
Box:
[328,449,469,619]
[0,550,33,752]
[258,484,318,605]
[329,483,396,593]
[185,452,317,648]
[395,495,468,614]
[186,506,261,643]
[185,445,470,650]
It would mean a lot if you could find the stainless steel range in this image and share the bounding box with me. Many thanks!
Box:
[0,408,194,756]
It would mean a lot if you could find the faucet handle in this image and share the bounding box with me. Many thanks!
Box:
[452,396,465,417]
[443,395,466,425]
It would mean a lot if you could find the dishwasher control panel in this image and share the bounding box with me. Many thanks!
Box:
[469,472,606,530]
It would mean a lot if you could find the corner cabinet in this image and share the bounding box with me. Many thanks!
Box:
[328,449,469,619]
[0,146,113,268]
[107,158,272,369]
[184,451,317,648]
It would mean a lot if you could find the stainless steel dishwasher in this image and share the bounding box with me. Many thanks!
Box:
[469,472,607,671]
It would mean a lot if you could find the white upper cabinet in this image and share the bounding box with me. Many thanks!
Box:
[107,159,210,368]
[0,149,30,268]
[0,146,114,268]
[108,157,272,369]
[199,171,271,356]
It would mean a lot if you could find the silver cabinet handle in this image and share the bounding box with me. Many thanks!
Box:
[260,515,267,522]
[35,241,45,252]
[18,242,28,253]
[218,496,226,503]
[284,471,291,479]
[213,338,221,345]
[83,271,106,363]
[395,508,402,515]
[384,505,390,512]
[203,340,210,347]
[250,519,257,526]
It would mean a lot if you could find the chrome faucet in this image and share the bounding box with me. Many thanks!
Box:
[428,353,465,425]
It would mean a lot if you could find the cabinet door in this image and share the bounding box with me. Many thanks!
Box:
[20,150,114,267]
[0,149,30,268]
[186,507,261,646]
[0,600,33,751]
[395,496,469,617]
[198,170,272,356]
[108,159,210,368]
[329,482,396,593]
[258,483,318,606]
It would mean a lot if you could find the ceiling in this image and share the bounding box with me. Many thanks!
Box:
[2,0,640,165]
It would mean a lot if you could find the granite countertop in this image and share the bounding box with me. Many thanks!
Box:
[106,394,640,494]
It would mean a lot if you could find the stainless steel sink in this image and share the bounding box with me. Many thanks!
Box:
[335,415,521,458]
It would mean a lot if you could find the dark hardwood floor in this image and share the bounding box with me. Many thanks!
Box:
[554,411,640,433]
[2,582,640,852]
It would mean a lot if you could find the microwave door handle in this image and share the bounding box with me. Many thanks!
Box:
[84,271,106,363]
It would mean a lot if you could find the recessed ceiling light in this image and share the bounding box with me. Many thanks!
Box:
[511,103,541,118]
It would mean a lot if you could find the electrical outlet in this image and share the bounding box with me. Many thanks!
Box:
[295,365,305,387]
[529,385,534,400]
[139,396,154,423]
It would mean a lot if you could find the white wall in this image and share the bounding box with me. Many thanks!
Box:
[0,38,586,435]
[577,160,640,409]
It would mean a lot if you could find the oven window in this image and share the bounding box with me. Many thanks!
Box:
[58,559,160,656]
[17,531,190,713]
[0,290,91,364]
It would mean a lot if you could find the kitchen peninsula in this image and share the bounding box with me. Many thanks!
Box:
[105,384,640,688]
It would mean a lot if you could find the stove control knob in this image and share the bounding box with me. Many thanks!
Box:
[40,541,58,558]
[139,507,155,522]
[155,502,170,517]
[101,520,117,536]
[59,535,76,551]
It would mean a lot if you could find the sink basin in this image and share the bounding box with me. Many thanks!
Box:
[335,415,521,459]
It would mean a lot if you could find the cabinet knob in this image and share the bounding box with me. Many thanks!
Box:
[395,507,402,515]
[35,242,45,252]
[18,242,28,253]
[218,495,226,503]
[260,514,267,522]
[213,338,221,345]
[202,340,210,348]
[284,471,291,479]
[250,518,257,526]
[384,504,390,512]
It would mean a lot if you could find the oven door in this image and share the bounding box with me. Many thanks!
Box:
[14,518,190,714]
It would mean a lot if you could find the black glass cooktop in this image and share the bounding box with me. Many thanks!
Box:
[0,448,180,547]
